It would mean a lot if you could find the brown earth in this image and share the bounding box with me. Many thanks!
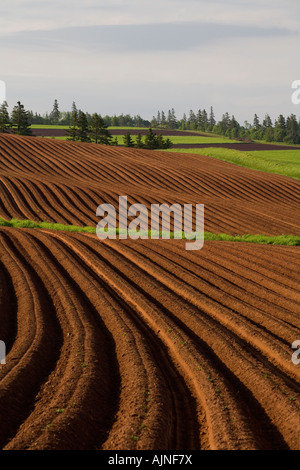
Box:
[31,128,210,137]
[0,134,299,450]
[0,134,300,236]
[30,128,300,151]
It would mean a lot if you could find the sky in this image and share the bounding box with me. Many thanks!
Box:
[0,0,299,124]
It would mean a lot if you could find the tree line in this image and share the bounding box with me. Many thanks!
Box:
[1,98,300,144]
[123,129,172,149]
[0,101,32,135]
[68,103,172,149]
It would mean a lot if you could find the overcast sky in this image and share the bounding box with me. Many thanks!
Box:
[0,0,299,124]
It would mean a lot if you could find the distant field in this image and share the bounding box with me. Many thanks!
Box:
[112,134,239,145]
[165,147,300,180]
[161,135,240,144]
[32,125,240,145]
[31,124,70,129]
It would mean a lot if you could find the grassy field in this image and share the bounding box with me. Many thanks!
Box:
[32,124,70,129]
[34,125,240,145]
[1,217,300,246]
[165,147,300,180]
[32,125,149,130]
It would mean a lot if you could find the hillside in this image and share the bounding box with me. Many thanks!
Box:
[0,134,299,450]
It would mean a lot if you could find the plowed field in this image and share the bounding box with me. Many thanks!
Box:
[1,134,300,236]
[0,134,299,450]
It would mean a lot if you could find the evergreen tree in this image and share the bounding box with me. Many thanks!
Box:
[229,115,240,138]
[262,114,272,130]
[50,99,60,124]
[188,110,197,130]
[0,101,11,133]
[156,111,161,127]
[160,111,166,128]
[111,115,119,126]
[169,108,177,129]
[180,113,187,130]
[123,131,135,147]
[285,114,299,143]
[208,106,216,130]
[77,111,90,142]
[273,114,286,142]
[135,133,144,148]
[219,112,230,134]
[196,109,203,130]
[90,115,112,145]
[253,114,260,131]
[11,101,32,135]
[67,102,78,141]
[90,113,102,143]
[144,128,157,149]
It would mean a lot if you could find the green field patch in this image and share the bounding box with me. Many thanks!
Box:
[0,218,299,246]
[165,147,300,180]
[31,125,70,129]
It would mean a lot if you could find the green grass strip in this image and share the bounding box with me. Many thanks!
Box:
[164,147,300,180]
[0,218,299,246]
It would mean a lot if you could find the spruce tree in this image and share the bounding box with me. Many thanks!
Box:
[208,106,216,130]
[67,102,78,141]
[89,114,112,145]
[144,128,157,149]
[90,113,102,143]
[286,114,299,143]
[50,99,60,124]
[77,111,90,142]
[11,101,32,135]
[135,133,144,148]
[0,101,10,133]
[202,109,208,130]
[253,114,260,131]
[123,131,135,147]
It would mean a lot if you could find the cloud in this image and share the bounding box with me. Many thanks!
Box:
[0,0,299,34]
[1,22,292,53]
[0,0,299,122]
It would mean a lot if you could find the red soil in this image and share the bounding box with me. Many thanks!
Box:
[0,134,299,450]
[0,134,300,237]
[31,128,209,137]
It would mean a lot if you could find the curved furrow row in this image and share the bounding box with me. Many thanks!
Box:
[45,231,300,449]
[1,229,120,450]
[0,230,62,448]
[1,134,300,236]
[44,231,258,450]
[133,240,300,327]
[42,232,202,451]
[102,239,300,383]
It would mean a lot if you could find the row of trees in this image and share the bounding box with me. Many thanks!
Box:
[68,106,173,149]
[123,129,172,149]
[1,98,300,144]
[210,112,300,144]
[0,101,32,135]
[28,100,151,127]
[67,104,116,144]
[151,107,216,132]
